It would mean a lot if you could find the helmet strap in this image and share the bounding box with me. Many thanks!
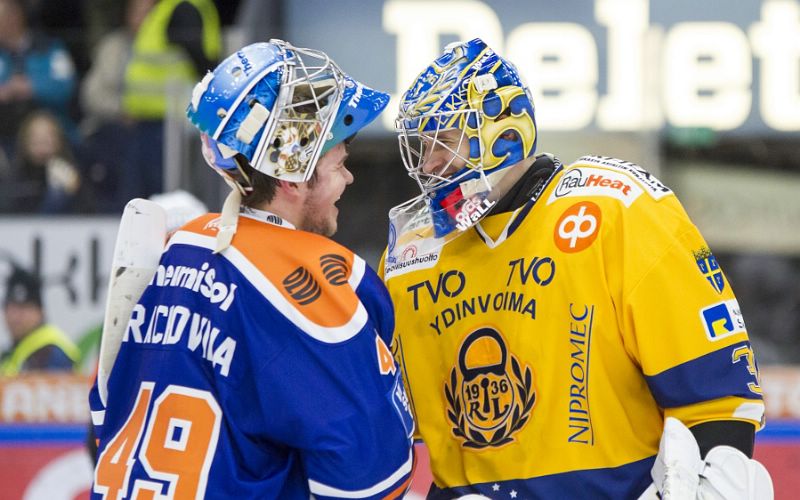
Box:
[214,185,242,254]
[459,167,510,197]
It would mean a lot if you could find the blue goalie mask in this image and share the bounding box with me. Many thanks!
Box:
[393,38,538,239]
[187,40,389,183]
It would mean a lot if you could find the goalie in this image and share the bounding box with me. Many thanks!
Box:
[88,41,414,499]
[381,38,772,499]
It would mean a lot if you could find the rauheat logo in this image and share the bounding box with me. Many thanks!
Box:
[549,167,643,207]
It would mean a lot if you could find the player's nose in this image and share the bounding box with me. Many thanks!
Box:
[421,151,445,175]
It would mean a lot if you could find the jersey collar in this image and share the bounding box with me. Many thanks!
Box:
[240,206,296,229]
[473,155,562,249]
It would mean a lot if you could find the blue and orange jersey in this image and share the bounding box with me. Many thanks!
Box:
[90,208,415,499]
[382,155,764,499]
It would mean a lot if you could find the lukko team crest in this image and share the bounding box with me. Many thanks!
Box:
[444,327,535,449]
[693,246,725,294]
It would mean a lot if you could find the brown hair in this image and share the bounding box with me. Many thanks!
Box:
[234,155,319,209]
[236,156,279,208]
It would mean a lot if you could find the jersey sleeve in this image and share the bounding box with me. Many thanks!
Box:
[253,325,415,499]
[618,196,765,429]
[246,255,415,499]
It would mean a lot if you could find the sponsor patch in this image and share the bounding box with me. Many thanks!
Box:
[575,156,672,200]
[700,299,747,341]
[282,266,321,305]
[693,246,725,294]
[554,201,602,253]
[151,262,237,311]
[401,244,417,261]
[320,254,349,286]
[547,167,643,206]
[384,249,441,280]
[391,374,415,438]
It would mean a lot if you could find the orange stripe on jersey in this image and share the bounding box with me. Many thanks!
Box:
[181,214,360,328]
[382,452,417,500]
[180,213,226,237]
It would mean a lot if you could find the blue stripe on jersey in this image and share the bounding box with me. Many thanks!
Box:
[354,265,395,347]
[310,449,415,500]
[506,197,536,237]
[429,455,653,499]
[645,341,763,408]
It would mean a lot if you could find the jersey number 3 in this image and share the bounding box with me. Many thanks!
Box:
[94,382,222,500]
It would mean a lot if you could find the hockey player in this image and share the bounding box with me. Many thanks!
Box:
[89,41,415,499]
[382,38,771,499]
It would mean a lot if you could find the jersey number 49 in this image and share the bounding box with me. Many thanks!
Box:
[94,382,222,500]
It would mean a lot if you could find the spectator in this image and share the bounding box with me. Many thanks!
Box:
[79,0,155,212]
[0,266,79,376]
[26,0,90,77]
[119,0,222,203]
[0,0,77,154]
[81,0,154,132]
[83,0,127,53]
[3,110,91,213]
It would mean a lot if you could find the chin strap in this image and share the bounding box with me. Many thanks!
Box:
[458,167,511,197]
[214,175,247,254]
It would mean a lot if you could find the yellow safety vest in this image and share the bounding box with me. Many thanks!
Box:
[123,0,221,119]
[0,324,80,376]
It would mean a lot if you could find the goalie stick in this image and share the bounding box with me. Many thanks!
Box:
[96,198,167,406]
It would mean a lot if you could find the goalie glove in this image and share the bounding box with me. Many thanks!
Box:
[700,445,773,500]
[639,417,773,500]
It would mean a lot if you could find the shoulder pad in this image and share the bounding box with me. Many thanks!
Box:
[238,227,364,328]
[165,224,369,344]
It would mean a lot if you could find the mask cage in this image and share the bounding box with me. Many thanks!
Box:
[395,108,489,198]
[250,41,346,182]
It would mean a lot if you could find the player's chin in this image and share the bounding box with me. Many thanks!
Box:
[325,212,339,237]
[317,208,339,237]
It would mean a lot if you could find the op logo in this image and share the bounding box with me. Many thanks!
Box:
[693,246,725,294]
[554,201,602,253]
[444,327,535,449]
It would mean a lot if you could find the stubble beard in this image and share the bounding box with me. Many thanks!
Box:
[299,197,337,237]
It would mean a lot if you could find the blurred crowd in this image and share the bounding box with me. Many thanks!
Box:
[0,0,235,215]
[0,0,797,371]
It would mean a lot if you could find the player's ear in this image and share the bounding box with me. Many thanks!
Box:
[275,179,306,201]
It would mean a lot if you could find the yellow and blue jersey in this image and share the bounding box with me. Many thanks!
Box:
[90,209,415,499]
[382,155,764,499]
